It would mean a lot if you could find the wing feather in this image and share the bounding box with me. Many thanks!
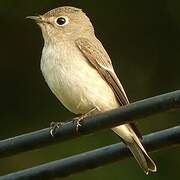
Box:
[76,37,142,139]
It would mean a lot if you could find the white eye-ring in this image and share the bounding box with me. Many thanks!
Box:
[55,16,69,26]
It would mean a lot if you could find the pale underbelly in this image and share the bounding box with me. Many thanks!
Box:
[42,62,119,114]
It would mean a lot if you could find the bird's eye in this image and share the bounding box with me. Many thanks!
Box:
[55,16,69,26]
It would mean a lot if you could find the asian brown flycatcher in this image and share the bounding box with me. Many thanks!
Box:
[27,6,157,174]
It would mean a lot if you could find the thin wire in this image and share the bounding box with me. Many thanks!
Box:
[0,90,180,158]
[0,126,179,180]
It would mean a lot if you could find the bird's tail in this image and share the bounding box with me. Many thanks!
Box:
[112,125,157,174]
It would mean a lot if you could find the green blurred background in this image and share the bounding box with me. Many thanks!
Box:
[0,0,180,179]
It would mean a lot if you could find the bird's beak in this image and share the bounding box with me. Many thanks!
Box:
[26,15,43,23]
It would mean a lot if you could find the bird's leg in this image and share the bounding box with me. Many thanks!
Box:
[50,120,73,136]
[49,121,67,136]
[73,107,99,132]
[50,107,99,136]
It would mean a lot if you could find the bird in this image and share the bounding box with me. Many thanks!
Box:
[27,6,157,174]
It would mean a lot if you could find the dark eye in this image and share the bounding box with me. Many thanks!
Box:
[56,16,69,26]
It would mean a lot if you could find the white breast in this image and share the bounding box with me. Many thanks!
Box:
[41,41,118,114]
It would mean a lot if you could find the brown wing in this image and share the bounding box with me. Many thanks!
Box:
[75,37,142,139]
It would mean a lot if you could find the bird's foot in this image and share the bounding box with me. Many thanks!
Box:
[73,107,98,132]
[73,115,87,133]
[49,121,66,136]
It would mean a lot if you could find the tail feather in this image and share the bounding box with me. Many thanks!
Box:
[127,139,157,174]
[112,125,157,174]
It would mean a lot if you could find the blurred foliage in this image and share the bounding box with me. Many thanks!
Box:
[0,0,180,179]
